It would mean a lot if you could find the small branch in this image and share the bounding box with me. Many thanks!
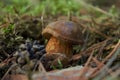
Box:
[79,50,94,79]
[90,40,120,78]
[1,63,17,80]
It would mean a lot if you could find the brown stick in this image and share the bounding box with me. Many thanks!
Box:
[90,40,120,78]
[79,50,94,79]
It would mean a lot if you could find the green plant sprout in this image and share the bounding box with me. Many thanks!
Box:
[50,59,63,70]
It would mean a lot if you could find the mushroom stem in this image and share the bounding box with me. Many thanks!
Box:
[46,36,72,57]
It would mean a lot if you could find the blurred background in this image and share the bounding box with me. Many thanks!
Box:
[0,0,120,17]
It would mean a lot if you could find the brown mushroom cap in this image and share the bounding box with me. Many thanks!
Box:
[42,20,84,45]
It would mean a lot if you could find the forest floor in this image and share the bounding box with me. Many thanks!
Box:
[0,0,120,80]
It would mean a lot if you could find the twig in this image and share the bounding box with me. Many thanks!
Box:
[104,40,120,61]
[92,57,113,76]
[90,40,120,78]
[95,40,107,59]
[79,50,94,79]
[38,61,46,72]
[88,24,110,39]
[71,38,112,61]
[94,43,120,79]
[1,63,17,80]
[32,49,46,72]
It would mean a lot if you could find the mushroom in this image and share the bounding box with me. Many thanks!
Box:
[42,20,84,58]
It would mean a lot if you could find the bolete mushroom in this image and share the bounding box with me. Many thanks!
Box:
[42,20,84,58]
